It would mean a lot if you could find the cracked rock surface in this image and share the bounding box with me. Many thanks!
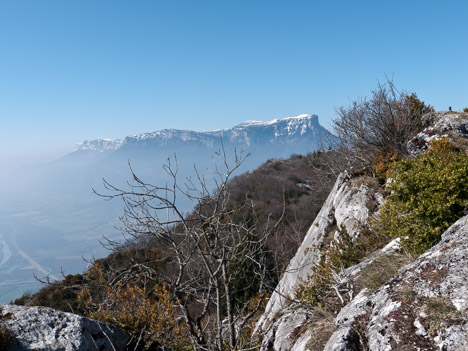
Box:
[326,215,468,351]
[255,172,382,336]
[0,304,128,351]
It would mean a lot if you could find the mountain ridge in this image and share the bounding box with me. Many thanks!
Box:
[74,114,324,152]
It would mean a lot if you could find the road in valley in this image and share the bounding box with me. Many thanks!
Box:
[0,219,59,298]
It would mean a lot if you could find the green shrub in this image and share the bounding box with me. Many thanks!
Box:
[376,139,468,254]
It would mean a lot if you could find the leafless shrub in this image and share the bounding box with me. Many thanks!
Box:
[92,146,284,351]
[333,79,433,168]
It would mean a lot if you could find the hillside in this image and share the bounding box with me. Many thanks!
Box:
[12,149,343,314]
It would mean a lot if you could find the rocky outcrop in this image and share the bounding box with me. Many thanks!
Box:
[407,110,468,155]
[259,307,314,351]
[325,215,468,351]
[0,305,128,351]
[257,209,468,351]
[256,165,468,350]
[258,237,404,351]
[255,171,384,347]
[254,110,468,351]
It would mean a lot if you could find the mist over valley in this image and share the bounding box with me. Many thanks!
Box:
[0,114,334,303]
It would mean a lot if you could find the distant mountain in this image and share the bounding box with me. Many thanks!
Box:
[7,114,335,205]
[0,113,336,303]
[74,113,332,154]
[58,113,336,196]
[3,113,337,232]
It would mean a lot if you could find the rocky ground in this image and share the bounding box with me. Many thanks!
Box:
[0,305,128,351]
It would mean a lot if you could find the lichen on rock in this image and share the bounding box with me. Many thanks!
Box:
[0,305,128,351]
[327,215,468,351]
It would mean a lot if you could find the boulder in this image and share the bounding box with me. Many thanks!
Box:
[0,305,128,351]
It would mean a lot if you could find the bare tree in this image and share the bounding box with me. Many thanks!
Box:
[333,79,433,168]
[92,147,282,351]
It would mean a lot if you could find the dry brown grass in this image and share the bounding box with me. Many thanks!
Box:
[354,252,414,293]
[447,131,468,153]
[305,307,335,351]
[419,296,466,337]
[352,175,383,193]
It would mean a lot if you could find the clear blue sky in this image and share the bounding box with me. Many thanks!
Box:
[1,0,467,170]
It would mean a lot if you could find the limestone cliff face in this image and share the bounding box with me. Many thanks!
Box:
[254,171,384,345]
[0,305,128,351]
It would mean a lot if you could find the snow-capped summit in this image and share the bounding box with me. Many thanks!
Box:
[75,138,124,152]
[221,114,323,145]
[60,113,335,219]
[74,114,327,152]
[237,114,318,127]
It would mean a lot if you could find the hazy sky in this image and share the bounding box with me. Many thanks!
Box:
[1,0,467,171]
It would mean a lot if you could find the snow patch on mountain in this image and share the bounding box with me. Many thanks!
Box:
[237,113,317,127]
[74,114,327,152]
[75,139,123,152]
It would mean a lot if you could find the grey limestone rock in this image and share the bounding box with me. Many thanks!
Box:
[0,304,128,351]
[326,215,468,351]
[255,171,384,351]
[260,307,313,351]
[255,172,383,336]
[407,110,468,155]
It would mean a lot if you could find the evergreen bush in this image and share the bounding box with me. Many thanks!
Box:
[376,139,468,254]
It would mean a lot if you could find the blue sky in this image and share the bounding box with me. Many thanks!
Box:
[1,0,467,170]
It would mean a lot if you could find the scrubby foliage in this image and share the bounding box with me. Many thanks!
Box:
[13,274,85,313]
[376,138,468,254]
[373,151,400,179]
[334,79,433,167]
[296,222,390,312]
[80,264,189,351]
[226,151,343,273]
